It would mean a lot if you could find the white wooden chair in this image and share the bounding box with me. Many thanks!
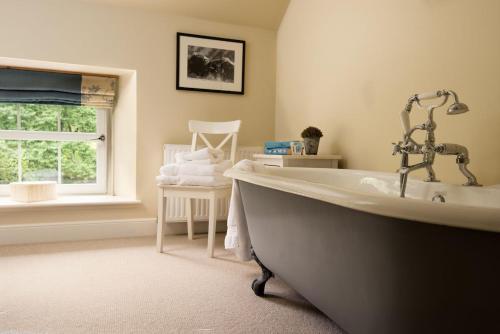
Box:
[157,120,241,257]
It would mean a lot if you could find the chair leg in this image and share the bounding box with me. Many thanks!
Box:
[207,195,217,258]
[157,189,166,253]
[186,198,195,240]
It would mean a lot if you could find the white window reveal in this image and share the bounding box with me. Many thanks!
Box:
[0,104,107,195]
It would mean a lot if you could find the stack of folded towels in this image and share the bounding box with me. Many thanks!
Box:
[156,148,232,187]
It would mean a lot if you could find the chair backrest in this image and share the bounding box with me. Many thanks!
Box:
[188,120,241,164]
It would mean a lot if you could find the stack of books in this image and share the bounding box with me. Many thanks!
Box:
[264,141,299,155]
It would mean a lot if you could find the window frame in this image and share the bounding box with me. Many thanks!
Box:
[0,106,108,195]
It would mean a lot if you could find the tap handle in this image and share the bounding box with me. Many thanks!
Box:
[434,143,468,156]
[416,90,445,101]
[392,142,402,155]
[400,110,411,134]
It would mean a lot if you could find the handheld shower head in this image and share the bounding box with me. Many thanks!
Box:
[447,102,469,115]
[446,90,469,115]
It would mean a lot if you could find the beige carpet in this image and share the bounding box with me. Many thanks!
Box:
[0,234,343,334]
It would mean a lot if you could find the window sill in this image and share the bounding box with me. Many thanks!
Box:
[0,195,141,209]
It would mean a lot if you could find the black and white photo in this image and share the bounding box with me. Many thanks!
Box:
[187,46,235,83]
[177,33,245,94]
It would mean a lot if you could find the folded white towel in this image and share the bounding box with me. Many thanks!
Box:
[159,160,232,177]
[159,164,179,176]
[178,175,231,187]
[175,148,224,164]
[178,160,232,176]
[177,159,213,165]
[156,175,180,185]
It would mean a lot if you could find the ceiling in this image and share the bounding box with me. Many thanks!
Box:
[81,0,290,30]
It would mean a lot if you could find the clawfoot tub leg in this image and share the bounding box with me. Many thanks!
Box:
[251,248,274,297]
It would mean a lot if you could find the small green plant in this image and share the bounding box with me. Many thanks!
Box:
[301,126,323,139]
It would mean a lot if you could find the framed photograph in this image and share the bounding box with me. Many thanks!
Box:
[176,32,245,95]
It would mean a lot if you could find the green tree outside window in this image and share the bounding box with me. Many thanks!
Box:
[0,104,98,184]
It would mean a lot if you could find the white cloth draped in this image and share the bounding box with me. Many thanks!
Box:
[224,160,265,261]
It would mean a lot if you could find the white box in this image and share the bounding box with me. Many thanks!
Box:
[10,181,57,203]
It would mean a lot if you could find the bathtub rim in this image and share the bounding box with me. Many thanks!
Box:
[224,167,500,233]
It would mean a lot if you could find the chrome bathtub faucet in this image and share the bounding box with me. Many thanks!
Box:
[392,89,481,198]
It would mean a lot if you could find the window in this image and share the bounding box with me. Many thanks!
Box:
[0,103,107,195]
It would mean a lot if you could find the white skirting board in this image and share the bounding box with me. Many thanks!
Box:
[0,218,227,246]
[0,219,156,246]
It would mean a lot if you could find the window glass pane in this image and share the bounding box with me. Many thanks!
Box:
[0,103,18,130]
[61,142,97,184]
[0,104,99,133]
[0,104,104,189]
[61,106,97,133]
[21,141,58,181]
[0,140,18,184]
[20,104,58,132]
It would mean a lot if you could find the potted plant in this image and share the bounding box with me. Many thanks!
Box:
[301,126,323,155]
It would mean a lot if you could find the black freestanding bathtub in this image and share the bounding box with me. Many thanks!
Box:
[226,167,500,334]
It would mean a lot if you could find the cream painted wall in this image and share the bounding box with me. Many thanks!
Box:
[276,0,500,185]
[0,0,276,225]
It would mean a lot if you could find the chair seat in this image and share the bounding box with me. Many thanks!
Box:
[158,183,232,201]
[157,183,232,191]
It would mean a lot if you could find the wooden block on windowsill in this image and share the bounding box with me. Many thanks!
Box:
[10,181,57,203]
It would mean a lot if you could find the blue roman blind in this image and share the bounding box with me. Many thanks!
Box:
[0,68,117,108]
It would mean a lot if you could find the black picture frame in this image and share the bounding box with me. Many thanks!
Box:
[176,32,246,95]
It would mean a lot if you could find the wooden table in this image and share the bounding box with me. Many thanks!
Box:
[253,154,342,168]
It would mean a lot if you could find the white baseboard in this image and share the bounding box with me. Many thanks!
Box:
[0,218,157,246]
[0,218,228,246]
